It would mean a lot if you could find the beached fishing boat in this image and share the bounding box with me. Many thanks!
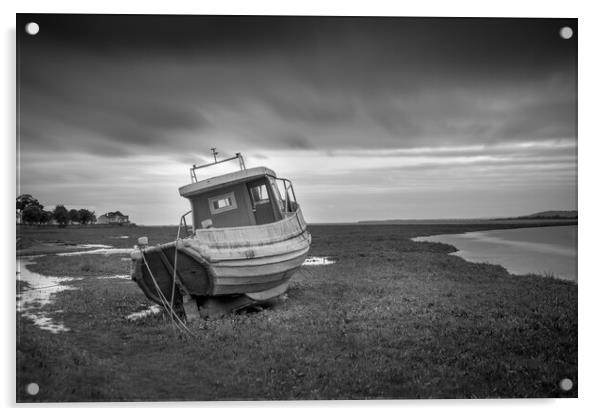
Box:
[130,151,311,320]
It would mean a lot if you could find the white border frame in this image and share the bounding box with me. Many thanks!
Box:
[4,1,601,415]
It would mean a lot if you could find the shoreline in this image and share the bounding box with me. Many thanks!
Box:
[413,225,577,283]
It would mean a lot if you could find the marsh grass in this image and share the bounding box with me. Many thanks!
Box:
[26,254,131,278]
[16,223,577,401]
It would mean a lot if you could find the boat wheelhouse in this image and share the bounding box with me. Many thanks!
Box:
[130,152,311,320]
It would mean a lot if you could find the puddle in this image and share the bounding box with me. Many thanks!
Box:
[58,247,133,256]
[46,243,112,249]
[126,305,162,321]
[41,243,132,257]
[45,242,109,248]
[96,274,131,280]
[110,236,130,239]
[303,256,337,266]
[17,258,79,333]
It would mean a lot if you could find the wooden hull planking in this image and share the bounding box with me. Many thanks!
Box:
[131,208,311,314]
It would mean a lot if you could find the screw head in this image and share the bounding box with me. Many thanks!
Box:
[559,378,573,391]
[25,22,39,35]
[26,382,39,395]
[559,26,573,40]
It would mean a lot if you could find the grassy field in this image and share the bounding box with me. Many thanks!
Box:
[16,221,577,401]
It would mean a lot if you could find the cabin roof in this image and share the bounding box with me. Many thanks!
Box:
[179,166,276,198]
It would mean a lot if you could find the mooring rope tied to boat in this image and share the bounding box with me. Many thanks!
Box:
[169,213,186,309]
[141,253,193,336]
[140,251,195,337]
[18,283,65,291]
[140,253,176,324]
[299,266,317,279]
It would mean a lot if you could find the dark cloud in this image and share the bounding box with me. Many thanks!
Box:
[17,15,577,156]
[263,92,358,125]
[496,99,577,140]
[16,15,577,223]
[18,15,576,77]
[281,133,314,150]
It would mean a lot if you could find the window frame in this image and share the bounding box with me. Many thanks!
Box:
[208,192,238,215]
[249,183,271,205]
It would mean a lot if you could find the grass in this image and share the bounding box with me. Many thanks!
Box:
[16,222,577,401]
[26,254,131,278]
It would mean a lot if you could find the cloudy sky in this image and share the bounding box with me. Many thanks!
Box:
[17,14,577,224]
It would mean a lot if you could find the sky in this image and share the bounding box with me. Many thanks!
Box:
[17,14,577,224]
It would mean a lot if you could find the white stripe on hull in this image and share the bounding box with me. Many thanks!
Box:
[211,245,310,267]
[212,249,308,279]
[246,280,291,301]
[179,231,310,262]
[212,269,298,296]
[216,272,286,286]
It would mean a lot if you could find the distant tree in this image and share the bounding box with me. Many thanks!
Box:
[78,209,96,225]
[68,209,81,224]
[22,205,43,224]
[40,210,53,224]
[17,196,99,226]
[53,205,70,227]
[16,194,42,212]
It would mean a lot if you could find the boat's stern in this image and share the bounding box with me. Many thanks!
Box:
[130,237,217,305]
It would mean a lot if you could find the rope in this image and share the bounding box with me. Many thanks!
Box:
[140,251,195,337]
[169,216,185,308]
[18,283,65,291]
[141,252,194,336]
[299,263,318,279]
[140,252,178,327]
[298,269,313,280]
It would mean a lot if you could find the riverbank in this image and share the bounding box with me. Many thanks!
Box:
[414,225,577,281]
[16,222,577,401]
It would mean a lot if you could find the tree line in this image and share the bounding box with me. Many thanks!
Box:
[16,194,96,226]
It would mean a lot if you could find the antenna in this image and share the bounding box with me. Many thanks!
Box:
[210,147,219,163]
[190,149,246,183]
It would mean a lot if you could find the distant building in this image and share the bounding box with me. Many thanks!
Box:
[97,211,130,225]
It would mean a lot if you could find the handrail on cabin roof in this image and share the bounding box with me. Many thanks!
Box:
[190,152,246,183]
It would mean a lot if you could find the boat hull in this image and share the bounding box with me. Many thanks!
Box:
[131,208,311,317]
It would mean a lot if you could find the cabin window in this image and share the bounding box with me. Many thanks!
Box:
[208,192,238,214]
[249,184,270,204]
[269,177,285,211]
